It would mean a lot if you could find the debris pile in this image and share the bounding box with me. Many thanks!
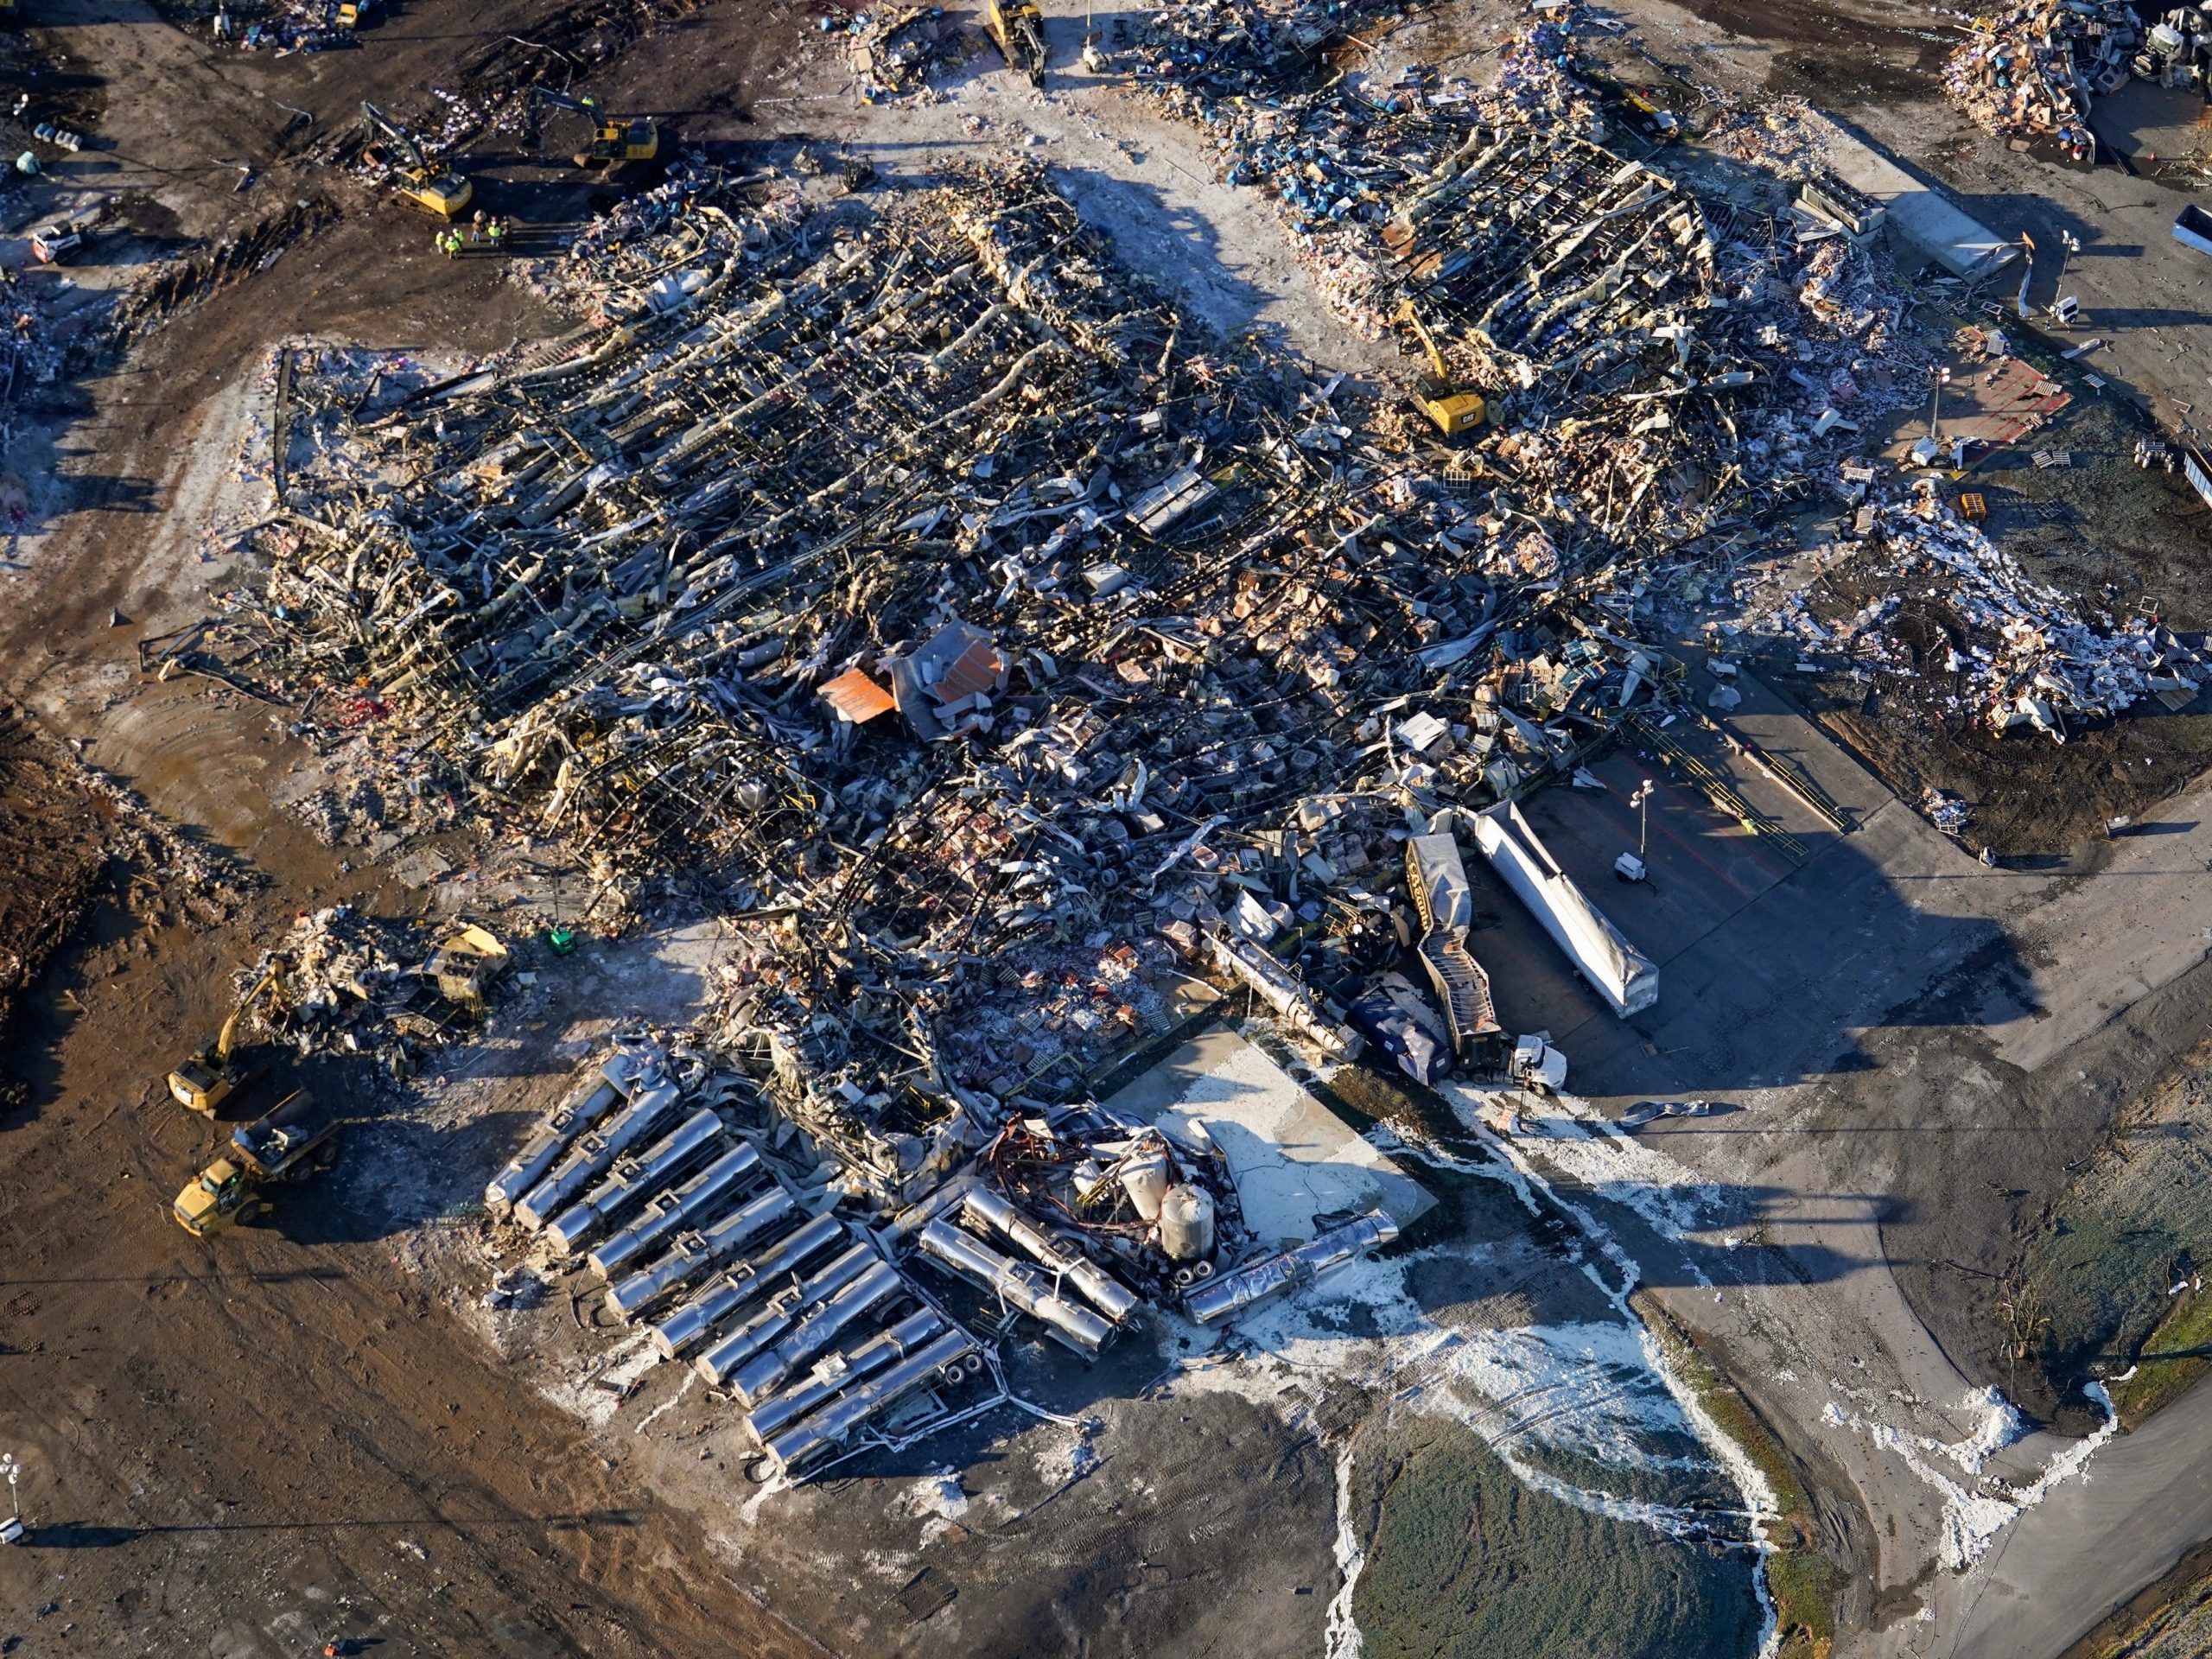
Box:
[1730,503,2205,741]
[843,5,966,102]
[234,906,508,1067]
[975,1109,1240,1297]
[1942,1,2139,152]
[1132,2,1931,577]
[1131,0,1360,95]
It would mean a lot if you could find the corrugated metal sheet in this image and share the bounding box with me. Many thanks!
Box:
[818,667,897,724]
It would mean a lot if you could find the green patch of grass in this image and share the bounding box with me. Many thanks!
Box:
[1637,1296,1841,1659]
[2111,1289,2212,1429]
[1351,1414,1760,1659]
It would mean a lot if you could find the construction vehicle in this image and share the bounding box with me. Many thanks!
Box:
[166,969,277,1116]
[1394,299,1485,437]
[985,0,1046,84]
[388,921,511,1044]
[359,102,471,218]
[172,1089,343,1237]
[526,87,658,174]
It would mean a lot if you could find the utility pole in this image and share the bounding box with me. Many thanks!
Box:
[2049,230,2082,323]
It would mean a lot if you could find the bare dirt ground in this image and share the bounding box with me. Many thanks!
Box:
[0,0,861,1653]
[0,708,102,1054]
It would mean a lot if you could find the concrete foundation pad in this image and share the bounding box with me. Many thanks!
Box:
[1103,1023,1434,1243]
[1805,110,2018,280]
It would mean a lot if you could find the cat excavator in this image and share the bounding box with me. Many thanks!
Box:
[1394,298,1484,438]
[527,87,659,175]
[166,968,278,1117]
[359,101,472,218]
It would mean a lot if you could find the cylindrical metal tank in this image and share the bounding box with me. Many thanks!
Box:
[743,1307,944,1446]
[918,1219,1112,1355]
[727,1259,905,1408]
[962,1187,1141,1325]
[513,1077,683,1230]
[761,1326,977,1481]
[603,1185,795,1320]
[543,1109,722,1255]
[1157,1185,1216,1263]
[587,1140,761,1281]
[1185,1210,1399,1325]
[693,1242,878,1386]
[1119,1145,1170,1221]
[483,1056,637,1217]
[648,1214,846,1360]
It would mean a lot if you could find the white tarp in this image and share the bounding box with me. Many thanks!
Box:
[1471,801,1657,1018]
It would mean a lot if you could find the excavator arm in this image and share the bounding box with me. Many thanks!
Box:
[214,969,279,1066]
[525,85,658,170]
[360,101,428,173]
[1395,298,1452,383]
[1392,298,1484,437]
[359,101,472,217]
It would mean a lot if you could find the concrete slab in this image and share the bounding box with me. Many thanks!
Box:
[1103,1024,1433,1243]
[1806,110,2019,280]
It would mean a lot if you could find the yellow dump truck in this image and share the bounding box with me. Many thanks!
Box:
[173,1088,343,1237]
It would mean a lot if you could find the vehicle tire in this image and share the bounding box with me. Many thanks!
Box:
[238,1199,270,1225]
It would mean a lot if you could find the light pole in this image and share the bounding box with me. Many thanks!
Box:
[2049,230,2082,323]
[1618,779,1655,881]
[0,1451,22,1544]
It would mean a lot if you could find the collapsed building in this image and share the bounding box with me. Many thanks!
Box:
[211,0,2210,1477]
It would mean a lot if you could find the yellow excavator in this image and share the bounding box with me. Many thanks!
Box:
[986,0,1046,83]
[528,87,658,174]
[1395,299,1485,438]
[166,969,277,1117]
[359,101,472,218]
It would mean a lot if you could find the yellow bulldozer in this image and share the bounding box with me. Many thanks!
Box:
[1394,299,1484,438]
[986,0,1046,84]
[166,969,277,1117]
[360,101,472,218]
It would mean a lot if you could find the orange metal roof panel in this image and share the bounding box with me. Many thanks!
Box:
[819,667,897,723]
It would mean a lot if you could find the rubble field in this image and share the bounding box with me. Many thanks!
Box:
[11,0,2212,1652]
